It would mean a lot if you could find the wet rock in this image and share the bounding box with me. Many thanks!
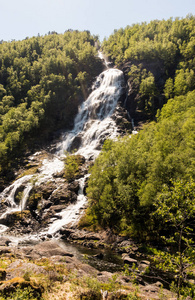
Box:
[53,170,64,178]
[0,246,12,255]
[38,182,58,199]
[50,189,77,205]
[0,237,11,246]
[39,200,52,210]
[68,181,80,193]
[50,205,66,213]
[63,229,101,241]
[59,227,75,237]
[69,135,82,152]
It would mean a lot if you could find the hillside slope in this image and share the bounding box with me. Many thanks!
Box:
[0,31,103,185]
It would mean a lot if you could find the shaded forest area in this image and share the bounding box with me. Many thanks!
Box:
[103,15,195,121]
[0,31,103,185]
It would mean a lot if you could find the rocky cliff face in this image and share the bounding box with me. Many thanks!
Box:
[122,59,166,129]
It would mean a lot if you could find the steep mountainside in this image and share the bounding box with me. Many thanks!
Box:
[0,31,103,185]
[102,15,195,127]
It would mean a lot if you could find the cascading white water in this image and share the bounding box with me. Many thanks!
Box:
[59,68,124,159]
[0,175,33,227]
[46,175,89,235]
[0,66,125,236]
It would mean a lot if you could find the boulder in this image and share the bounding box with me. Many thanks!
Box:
[0,247,12,255]
[0,237,11,246]
[21,241,74,259]
[62,229,101,241]
[68,181,80,193]
[50,189,77,205]
[138,260,150,273]
[69,135,82,152]
[122,254,138,266]
[6,261,47,280]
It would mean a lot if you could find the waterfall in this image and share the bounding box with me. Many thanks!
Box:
[47,175,89,235]
[0,65,125,237]
[59,68,124,159]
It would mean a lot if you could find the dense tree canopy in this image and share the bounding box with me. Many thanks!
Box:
[102,15,195,118]
[0,31,103,177]
[86,16,195,240]
[86,90,195,238]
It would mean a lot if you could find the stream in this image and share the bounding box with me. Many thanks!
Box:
[58,239,124,273]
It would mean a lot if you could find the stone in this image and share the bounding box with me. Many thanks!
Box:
[68,181,80,193]
[21,241,74,259]
[0,246,11,255]
[0,237,11,246]
[6,261,47,280]
[138,260,150,273]
[122,254,138,266]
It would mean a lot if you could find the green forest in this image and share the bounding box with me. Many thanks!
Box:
[0,30,103,183]
[102,15,195,118]
[0,14,194,299]
[77,16,195,296]
[86,15,195,236]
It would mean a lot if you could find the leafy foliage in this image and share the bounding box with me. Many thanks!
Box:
[154,179,195,298]
[86,90,195,237]
[102,16,195,118]
[64,153,84,182]
[0,31,103,176]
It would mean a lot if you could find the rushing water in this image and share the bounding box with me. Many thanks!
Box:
[47,175,89,235]
[0,64,125,237]
[59,68,124,159]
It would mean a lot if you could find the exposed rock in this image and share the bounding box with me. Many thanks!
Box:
[69,135,82,152]
[50,188,77,205]
[50,205,66,213]
[0,237,11,246]
[6,261,47,280]
[38,199,52,210]
[68,181,80,193]
[0,247,12,255]
[39,182,58,199]
[97,271,113,283]
[60,228,101,241]
[21,240,74,259]
[111,104,132,134]
[138,260,150,274]
[54,170,64,178]
[142,281,163,293]
[122,254,138,266]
